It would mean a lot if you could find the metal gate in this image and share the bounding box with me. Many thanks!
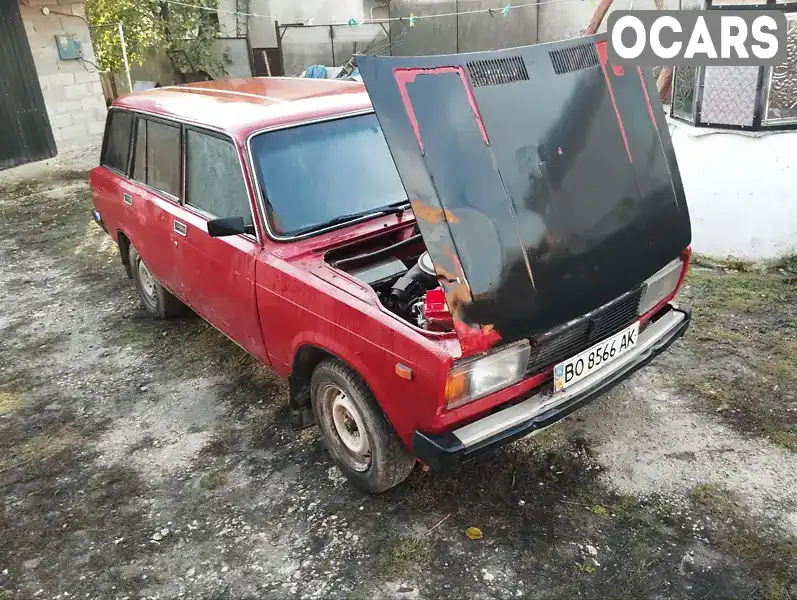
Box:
[0,0,57,170]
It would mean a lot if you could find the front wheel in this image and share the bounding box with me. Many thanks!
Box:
[310,358,415,493]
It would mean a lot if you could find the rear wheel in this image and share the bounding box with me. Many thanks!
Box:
[310,358,415,493]
[129,245,186,319]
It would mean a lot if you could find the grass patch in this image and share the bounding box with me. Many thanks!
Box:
[675,371,797,452]
[768,430,797,454]
[691,255,755,273]
[199,467,229,490]
[540,486,797,600]
[126,434,156,455]
[199,424,241,458]
[112,319,279,392]
[770,254,797,274]
[692,484,797,599]
[84,466,143,505]
[685,265,794,327]
[244,405,289,450]
[0,420,88,489]
[115,322,158,347]
[0,170,125,297]
[0,391,24,414]
[674,261,797,452]
[375,535,434,579]
[0,329,68,362]
[12,424,84,464]
[692,483,740,522]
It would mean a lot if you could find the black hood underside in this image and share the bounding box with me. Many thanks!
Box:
[357,35,691,343]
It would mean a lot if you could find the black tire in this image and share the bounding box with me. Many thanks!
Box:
[310,358,415,493]
[128,245,187,319]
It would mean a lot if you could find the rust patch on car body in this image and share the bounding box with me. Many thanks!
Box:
[410,199,459,225]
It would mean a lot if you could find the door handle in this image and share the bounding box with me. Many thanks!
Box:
[174,220,187,236]
[123,193,133,206]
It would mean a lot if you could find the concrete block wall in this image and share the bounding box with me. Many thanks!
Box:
[388,0,538,57]
[245,0,367,48]
[18,0,107,149]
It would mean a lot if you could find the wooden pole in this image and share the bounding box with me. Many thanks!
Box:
[657,66,673,103]
[583,0,673,103]
[583,0,616,35]
[652,0,671,103]
[118,22,132,93]
[274,20,285,76]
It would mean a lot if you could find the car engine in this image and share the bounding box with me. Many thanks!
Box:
[330,235,453,331]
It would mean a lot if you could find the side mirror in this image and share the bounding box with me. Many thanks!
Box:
[207,216,256,238]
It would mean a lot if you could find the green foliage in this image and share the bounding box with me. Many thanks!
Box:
[85,0,224,77]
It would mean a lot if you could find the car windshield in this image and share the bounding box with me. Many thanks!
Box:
[250,113,408,237]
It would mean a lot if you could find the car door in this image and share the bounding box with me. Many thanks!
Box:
[178,126,268,363]
[124,114,184,295]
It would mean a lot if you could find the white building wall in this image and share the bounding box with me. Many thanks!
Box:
[670,120,797,260]
[536,0,658,43]
[218,3,238,38]
[245,0,366,48]
[218,0,375,75]
[19,0,107,149]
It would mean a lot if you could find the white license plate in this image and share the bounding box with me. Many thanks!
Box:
[553,321,640,393]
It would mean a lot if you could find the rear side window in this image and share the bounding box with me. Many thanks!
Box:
[131,117,146,182]
[146,121,181,198]
[102,111,133,173]
[185,129,252,227]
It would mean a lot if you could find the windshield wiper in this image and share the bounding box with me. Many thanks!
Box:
[320,202,410,229]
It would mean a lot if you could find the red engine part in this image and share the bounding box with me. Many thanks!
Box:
[424,287,454,331]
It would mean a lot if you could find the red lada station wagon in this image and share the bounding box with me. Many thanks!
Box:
[91,38,693,492]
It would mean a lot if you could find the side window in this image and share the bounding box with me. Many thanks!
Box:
[185,129,252,227]
[146,121,181,198]
[101,111,133,173]
[131,117,146,182]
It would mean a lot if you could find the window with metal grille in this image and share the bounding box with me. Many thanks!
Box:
[764,12,797,125]
[670,0,797,131]
[548,43,600,75]
[466,56,529,87]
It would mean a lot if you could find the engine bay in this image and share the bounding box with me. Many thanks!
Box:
[325,230,454,332]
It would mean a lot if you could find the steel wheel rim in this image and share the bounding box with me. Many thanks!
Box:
[322,384,371,472]
[137,259,157,305]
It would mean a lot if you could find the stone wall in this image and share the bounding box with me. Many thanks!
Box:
[18,0,107,150]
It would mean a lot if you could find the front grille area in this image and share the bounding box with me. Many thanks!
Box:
[526,287,643,374]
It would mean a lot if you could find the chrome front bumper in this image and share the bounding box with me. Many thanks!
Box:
[413,305,691,470]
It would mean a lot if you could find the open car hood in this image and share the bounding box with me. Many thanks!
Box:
[357,35,691,351]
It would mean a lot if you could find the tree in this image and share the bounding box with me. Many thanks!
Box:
[85,0,224,78]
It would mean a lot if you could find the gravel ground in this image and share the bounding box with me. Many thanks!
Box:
[1,148,796,600]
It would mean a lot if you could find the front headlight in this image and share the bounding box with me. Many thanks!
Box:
[444,340,531,410]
